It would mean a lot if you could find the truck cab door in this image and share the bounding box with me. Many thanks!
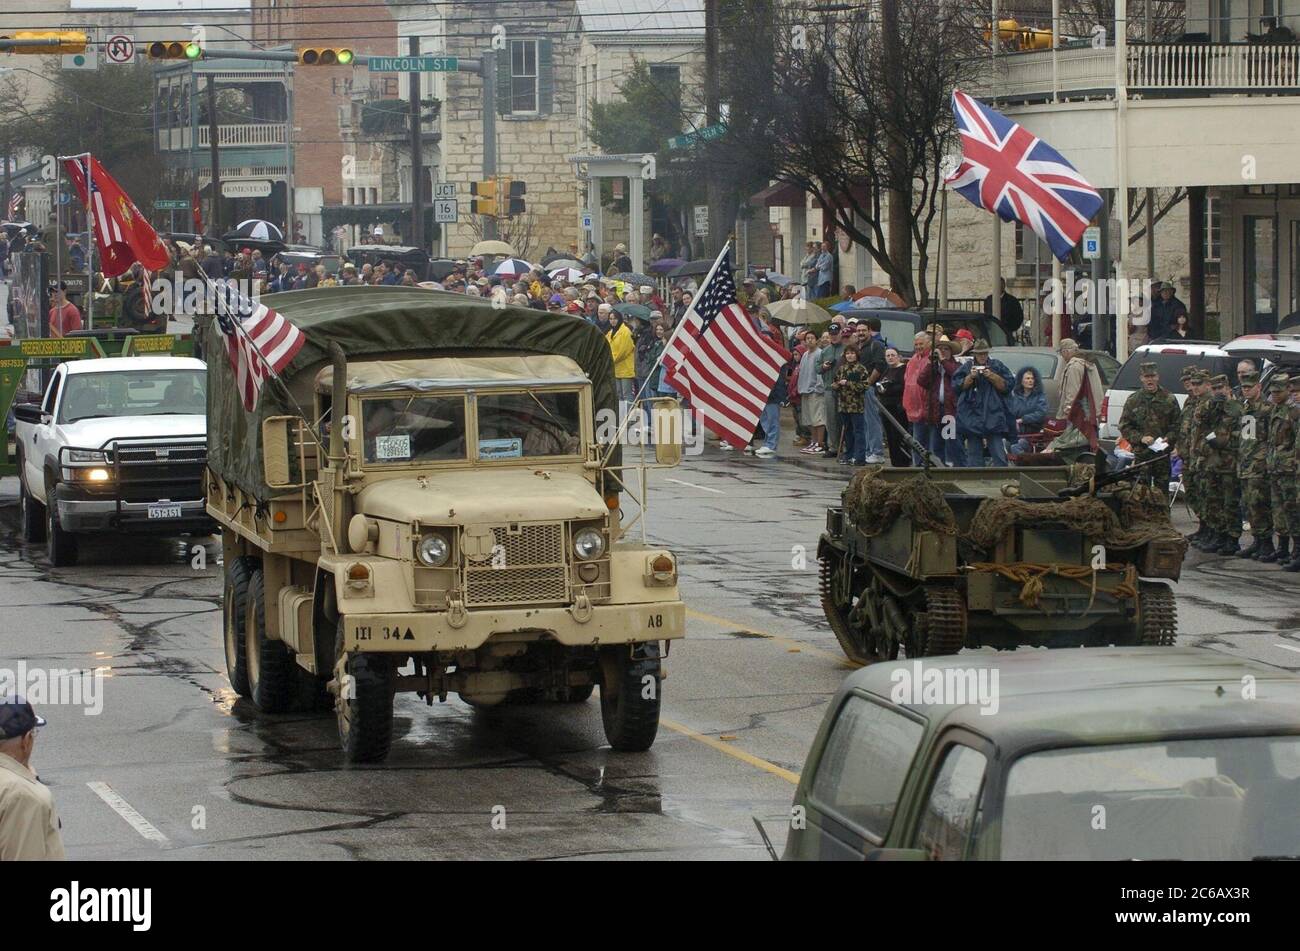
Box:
[30,368,64,495]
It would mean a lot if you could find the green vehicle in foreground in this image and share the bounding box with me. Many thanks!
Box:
[783,647,1300,860]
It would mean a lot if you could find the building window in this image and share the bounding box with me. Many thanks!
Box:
[1205,196,1221,277]
[370,187,378,204]
[649,63,681,107]
[511,40,538,113]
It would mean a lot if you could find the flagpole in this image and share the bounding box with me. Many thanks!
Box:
[54,172,61,334]
[85,155,94,331]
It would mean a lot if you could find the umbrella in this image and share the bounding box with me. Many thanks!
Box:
[224,219,284,244]
[765,299,834,326]
[648,258,685,274]
[613,303,653,320]
[852,285,906,308]
[668,259,720,278]
[547,266,588,282]
[543,257,586,272]
[761,272,793,286]
[540,249,585,266]
[829,299,858,312]
[493,257,535,278]
[417,281,445,290]
[613,272,657,287]
[471,239,516,257]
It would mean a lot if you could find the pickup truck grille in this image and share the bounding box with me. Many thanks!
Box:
[463,522,568,607]
[108,440,207,503]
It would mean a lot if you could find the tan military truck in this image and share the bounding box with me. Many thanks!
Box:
[203,286,686,761]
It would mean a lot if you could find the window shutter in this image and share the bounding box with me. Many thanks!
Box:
[496,46,512,116]
[537,38,554,116]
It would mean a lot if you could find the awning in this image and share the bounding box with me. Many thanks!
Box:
[749,181,808,208]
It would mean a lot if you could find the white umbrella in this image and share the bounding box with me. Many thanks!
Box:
[547,266,587,282]
[493,257,535,278]
[470,239,516,257]
[226,219,284,243]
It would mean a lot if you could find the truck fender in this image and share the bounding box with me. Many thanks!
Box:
[312,568,339,675]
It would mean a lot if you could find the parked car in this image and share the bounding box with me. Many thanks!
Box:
[277,245,341,277]
[344,244,433,281]
[1223,334,1300,388]
[1100,341,1240,442]
[839,308,1012,357]
[160,232,230,256]
[783,647,1300,861]
[987,346,1119,419]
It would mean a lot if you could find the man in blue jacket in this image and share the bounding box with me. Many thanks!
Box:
[953,339,1014,466]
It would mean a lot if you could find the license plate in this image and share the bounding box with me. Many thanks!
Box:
[147,504,183,520]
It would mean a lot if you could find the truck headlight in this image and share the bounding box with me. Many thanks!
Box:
[68,449,107,464]
[573,528,605,561]
[416,532,451,567]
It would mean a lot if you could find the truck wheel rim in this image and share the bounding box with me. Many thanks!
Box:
[246,600,260,689]
[223,587,238,676]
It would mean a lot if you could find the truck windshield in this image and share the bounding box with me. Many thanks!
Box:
[59,369,206,423]
[362,395,467,464]
[476,390,583,459]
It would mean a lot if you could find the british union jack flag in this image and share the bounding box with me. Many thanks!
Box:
[945,89,1103,262]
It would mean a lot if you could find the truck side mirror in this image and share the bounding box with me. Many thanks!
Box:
[650,397,684,467]
[12,402,47,425]
[262,415,305,488]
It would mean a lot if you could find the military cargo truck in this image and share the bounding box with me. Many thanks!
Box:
[818,465,1186,665]
[204,286,686,761]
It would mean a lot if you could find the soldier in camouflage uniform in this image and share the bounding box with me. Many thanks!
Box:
[1235,370,1275,559]
[1118,361,1181,492]
[1193,374,1244,554]
[1263,375,1298,565]
[1174,368,1209,543]
[1282,377,1300,571]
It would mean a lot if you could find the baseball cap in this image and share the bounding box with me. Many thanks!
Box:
[828,323,843,333]
[954,328,975,341]
[0,695,46,739]
[639,285,653,294]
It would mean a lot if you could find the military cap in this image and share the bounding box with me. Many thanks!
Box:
[1289,376,1300,391]
[1239,370,1260,385]
[1269,375,1290,392]
[1209,374,1230,387]
[1189,369,1209,383]
[1139,362,1159,376]
[1179,365,1197,380]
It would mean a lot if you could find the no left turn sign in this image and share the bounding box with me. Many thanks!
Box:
[105,34,135,64]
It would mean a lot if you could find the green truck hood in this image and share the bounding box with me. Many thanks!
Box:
[357,467,606,525]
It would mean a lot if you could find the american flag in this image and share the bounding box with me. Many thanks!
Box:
[662,246,786,448]
[212,280,305,411]
[945,89,1102,262]
[6,191,21,218]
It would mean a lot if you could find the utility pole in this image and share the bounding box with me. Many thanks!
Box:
[482,48,498,241]
[207,75,221,235]
[704,0,720,257]
[408,34,424,251]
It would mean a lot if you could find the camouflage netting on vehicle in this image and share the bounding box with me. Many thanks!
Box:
[966,491,1184,553]
[843,467,959,537]
[202,285,619,499]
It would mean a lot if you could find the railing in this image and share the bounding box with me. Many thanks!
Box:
[197,123,287,147]
[995,42,1300,99]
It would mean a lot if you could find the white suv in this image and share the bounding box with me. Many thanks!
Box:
[1100,342,1241,442]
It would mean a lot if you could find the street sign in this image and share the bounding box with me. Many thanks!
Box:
[156,199,190,210]
[367,55,458,72]
[1082,225,1101,260]
[434,182,456,200]
[63,25,97,69]
[433,199,458,224]
[693,205,709,237]
[222,180,272,199]
[668,123,726,150]
[58,192,71,205]
[581,210,592,230]
[105,34,135,64]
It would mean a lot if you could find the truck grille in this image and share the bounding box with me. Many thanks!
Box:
[463,522,568,607]
[109,440,207,504]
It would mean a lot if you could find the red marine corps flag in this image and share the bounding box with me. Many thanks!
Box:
[62,154,171,277]
[661,245,786,448]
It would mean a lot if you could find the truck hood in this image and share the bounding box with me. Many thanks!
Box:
[63,414,207,448]
[358,467,607,525]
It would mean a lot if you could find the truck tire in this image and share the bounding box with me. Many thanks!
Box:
[44,490,78,567]
[245,569,295,713]
[564,684,595,702]
[599,642,661,752]
[19,474,46,544]
[334,622,395,763]
[222,557,258,698]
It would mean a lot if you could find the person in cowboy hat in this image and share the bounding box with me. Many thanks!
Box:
[953,338,1014,466]
[1057,338,1104,452]
[608,242,632,276]
[1149,280,1187,341]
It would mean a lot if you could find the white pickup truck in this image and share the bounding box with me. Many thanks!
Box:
[12,356,213,565]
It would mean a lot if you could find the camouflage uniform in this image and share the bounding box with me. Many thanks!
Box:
[1235,371,1273,559]
[1117,362,1181,490]
[1174,368,1208,539]
[1193,373,1243,552]
[1265,376,1300,565]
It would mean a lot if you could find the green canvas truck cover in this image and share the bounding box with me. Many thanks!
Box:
[202,285,620,499]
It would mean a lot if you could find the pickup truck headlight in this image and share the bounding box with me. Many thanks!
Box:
[416,532,451,567]
[573,528,606,561]
[67,449,108,464]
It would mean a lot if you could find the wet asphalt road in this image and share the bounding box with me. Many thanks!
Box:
[2,449,1299,860]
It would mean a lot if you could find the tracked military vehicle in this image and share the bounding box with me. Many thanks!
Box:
[818,464,1186,665]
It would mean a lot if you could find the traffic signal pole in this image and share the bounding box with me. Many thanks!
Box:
[207,76,221,234]
[482,49,498,242]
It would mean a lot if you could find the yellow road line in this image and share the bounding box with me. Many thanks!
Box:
[660,717,800,786]
[686,607,861,669]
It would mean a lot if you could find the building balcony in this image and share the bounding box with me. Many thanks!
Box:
[992,42,1300,104]
[156,123,288,152]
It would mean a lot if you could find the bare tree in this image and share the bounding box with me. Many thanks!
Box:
[464,210,540,262]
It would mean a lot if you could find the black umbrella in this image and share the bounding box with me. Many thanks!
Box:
[667,259,720,278]
[222,219,286,252]
[612,271,658,287]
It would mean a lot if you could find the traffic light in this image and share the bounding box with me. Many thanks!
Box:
[470,179,526,218]
[298,48,354,65]
[148,40,202,60]
[0,30,87,54]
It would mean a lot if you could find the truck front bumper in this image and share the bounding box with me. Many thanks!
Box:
[340,599,686,653]
[55,490,216,535]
